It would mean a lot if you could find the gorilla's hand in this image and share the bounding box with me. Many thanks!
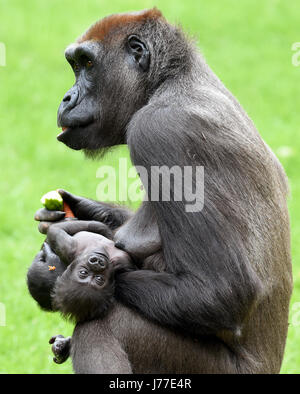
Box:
[58,190,133,229]
[49,335,71,364]
[58,189,110,221]
[35,189,132,232]
[34,207,66,235]
[34,190,108,234]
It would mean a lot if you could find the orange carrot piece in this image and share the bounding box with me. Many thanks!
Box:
[63,201,75,218]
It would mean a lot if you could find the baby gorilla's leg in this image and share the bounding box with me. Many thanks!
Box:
[49,335,71,364]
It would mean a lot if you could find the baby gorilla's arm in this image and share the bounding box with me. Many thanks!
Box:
[46,220,113,263]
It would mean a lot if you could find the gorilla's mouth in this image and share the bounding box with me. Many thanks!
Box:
[57,126,69,139]
[58,119,94,136]
[57,122,94,150]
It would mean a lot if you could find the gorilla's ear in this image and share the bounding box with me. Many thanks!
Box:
[127,35,150,71]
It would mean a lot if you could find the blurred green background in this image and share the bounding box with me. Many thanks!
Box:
[0,0,299,374]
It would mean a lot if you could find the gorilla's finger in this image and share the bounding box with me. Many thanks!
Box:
[50,220,112,238]
[49,334,64,344]
[43,242,61,265]
[34,208,65,222]
[43,242,56,257]
[58,189,81,207]
[38,221,52,235]
[53,356,65,364]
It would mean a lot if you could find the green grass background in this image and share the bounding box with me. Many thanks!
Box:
[0,0,299,374]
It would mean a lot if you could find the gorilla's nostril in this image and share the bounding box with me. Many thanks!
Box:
[63,94,71,102]
[115,241,125,250]
[88,256,99,264]
[88,254,107,270]
[62,89,79,109]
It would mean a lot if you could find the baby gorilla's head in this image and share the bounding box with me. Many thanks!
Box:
[52,250,115,323]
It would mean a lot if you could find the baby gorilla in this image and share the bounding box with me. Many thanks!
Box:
[29,220,133,364]
[52,246,115,323]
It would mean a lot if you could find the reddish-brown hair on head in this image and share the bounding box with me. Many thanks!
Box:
[77,8,163,43]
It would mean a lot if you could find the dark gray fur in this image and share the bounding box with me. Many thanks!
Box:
[28,9,292,373]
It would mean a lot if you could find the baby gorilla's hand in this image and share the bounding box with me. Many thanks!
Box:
[49,335,71,364]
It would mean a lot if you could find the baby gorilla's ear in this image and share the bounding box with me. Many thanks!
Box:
[51,257,115,323]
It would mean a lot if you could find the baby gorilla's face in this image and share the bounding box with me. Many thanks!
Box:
[52,250,115,323]
[73,251,110,289]
[52,235,132,323]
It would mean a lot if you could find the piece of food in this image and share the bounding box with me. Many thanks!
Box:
[40,190,75,218]
[48,265,56,271]
[63,200,75,218]
[41,191,63,211]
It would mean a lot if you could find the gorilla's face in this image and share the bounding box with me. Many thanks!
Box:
[57,34,150,154]
[73,251,109,288]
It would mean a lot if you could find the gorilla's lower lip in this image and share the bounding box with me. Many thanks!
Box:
[57,122,92,140]
[57,127,71,139]
[57,123,94,150]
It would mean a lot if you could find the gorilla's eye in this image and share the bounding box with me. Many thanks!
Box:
[86,60,93,69]
[79,269,88,278]
[78,54,93,70]
[95,275,105,286]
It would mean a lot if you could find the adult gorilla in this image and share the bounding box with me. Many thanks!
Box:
[27,8,292,373]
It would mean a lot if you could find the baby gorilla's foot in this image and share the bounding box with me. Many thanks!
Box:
[49,335,71,364]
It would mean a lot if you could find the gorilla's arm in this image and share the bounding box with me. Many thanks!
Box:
[111,104,262,338]
[115,269,256,337]
[36,190,133,231]
[27,243,67,311]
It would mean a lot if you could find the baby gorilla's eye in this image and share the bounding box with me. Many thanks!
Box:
[95,275,105,286]
[79,269,88,278]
